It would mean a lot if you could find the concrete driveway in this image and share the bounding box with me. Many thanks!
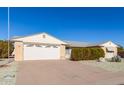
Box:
[16,60,124,85]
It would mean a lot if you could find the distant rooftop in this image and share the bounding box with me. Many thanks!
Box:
[64,40,91,47]
[64,40,113,47]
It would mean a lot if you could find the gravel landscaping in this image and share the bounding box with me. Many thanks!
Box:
[0,59,17,85]
[80,59,124,72]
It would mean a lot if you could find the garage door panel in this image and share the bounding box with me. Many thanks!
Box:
[24,45,60,60]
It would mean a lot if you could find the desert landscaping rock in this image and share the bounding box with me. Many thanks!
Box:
[81,61,124,72]
[0,61,17,85]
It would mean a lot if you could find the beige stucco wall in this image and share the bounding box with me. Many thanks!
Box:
[13,33,67,45]
[113,47,117,56]
[14,42,24,61]
[101,46,117,58]
[101,47,106,54]
[60,45,66,59]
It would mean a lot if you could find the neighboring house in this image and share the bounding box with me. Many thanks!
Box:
[12,32,118,61]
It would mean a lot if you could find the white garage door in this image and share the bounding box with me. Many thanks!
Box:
[24,44,60,60]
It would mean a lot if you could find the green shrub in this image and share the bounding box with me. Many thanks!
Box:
[81,48,92,60]
[95,48,105,59]
[71,47,105,61]
[106,56,121,62]
[71,48,82,61]
[0,40,14,58]
[0,48,2,56]
[118,47,124,52]
[90,48,97,60]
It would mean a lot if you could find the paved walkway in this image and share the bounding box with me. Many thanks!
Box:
[16,60,124,85]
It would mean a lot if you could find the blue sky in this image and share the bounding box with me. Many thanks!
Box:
[0,8,8,40]
[0,7,124,46]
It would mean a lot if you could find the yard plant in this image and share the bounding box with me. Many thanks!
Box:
[0,40,14,58]
[71,47,105,61]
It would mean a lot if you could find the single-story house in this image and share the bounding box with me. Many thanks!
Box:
[12,32,118,61]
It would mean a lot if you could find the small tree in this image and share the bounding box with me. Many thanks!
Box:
[0,40,14,58]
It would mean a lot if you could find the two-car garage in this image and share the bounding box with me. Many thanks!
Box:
[23,44,60,60]
[13,33,67,61]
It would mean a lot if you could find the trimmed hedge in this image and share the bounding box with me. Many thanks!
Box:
[71,47,105,61]
[70,48,82,61]
[0,40,14,58]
